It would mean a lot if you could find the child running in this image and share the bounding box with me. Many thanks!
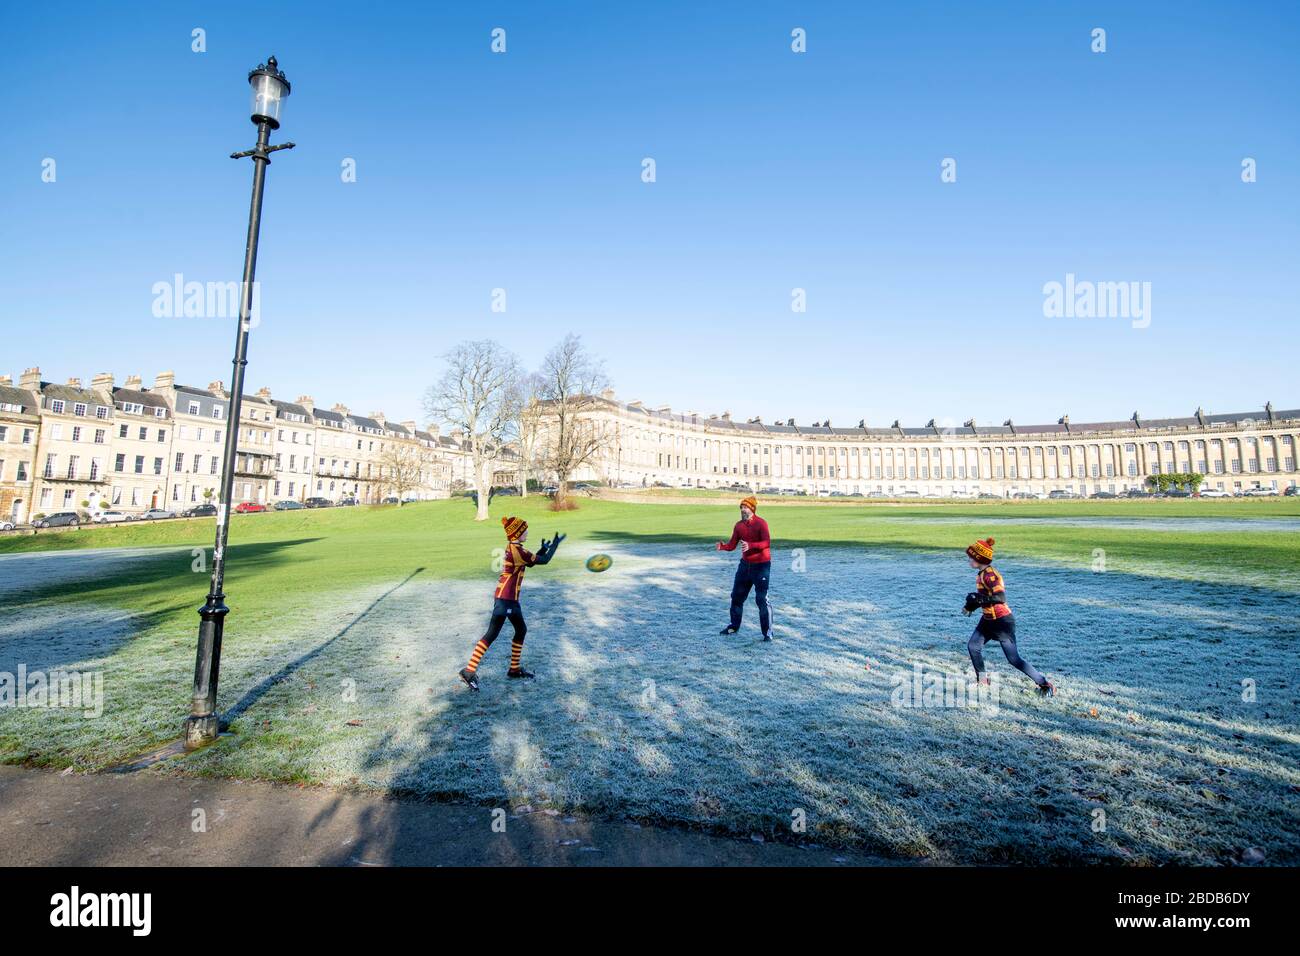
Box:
[716,494,774,641]
[961,537,1055,696]
[459,516,565,692]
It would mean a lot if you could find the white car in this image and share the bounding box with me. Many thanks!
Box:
[93,510,130,523]
[1243,487,1279,497]
[0,520,15,531]
[1198,488,1231,498]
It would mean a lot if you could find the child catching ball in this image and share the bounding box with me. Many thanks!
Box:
[459,516,565,691]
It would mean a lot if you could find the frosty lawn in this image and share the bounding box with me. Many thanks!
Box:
[2,498,1298,864]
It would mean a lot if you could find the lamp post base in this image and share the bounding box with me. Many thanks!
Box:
[183,714,222,748]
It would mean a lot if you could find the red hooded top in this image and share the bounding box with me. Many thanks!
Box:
[718,515,771,564]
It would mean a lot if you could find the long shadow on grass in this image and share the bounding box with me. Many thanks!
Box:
[0,538,324,607]
[222,566,426,723]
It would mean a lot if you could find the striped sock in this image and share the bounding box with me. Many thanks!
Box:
[466,639,490,674]
[510,640,523,671]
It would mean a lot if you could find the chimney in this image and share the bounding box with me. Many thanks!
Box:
[332,403,350,416]
[370,411,386,425]
[124,374,143,390]
[209,380,228,397]
[721,411,731,421]
[66,376,82,389]
[0,375,9,386]
[401,420,417,433]
[153,370,175,391]
[256,386,272,400]
[19,367,40,390]
[600,387,616,401]
[296,395,315,411]
[91,372,115,392]
[425,422,440,436]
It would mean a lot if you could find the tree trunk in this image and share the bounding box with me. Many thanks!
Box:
[474,459,491,520]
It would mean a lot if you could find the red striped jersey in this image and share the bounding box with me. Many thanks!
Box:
[977,566,1012,619]
[495,543,538,600]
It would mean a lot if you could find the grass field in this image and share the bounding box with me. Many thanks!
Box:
[2,496,1298,863]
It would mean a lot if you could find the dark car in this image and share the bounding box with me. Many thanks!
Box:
[493,486,519,497]
[181,503,218,518]
[33,511,80,529]
[273,500,305,511]
[304,497,332,509]
[1285,486,1298,497]
[1089,491,1118,499]
[338,497,357,506]
[381,496,400,504]
[1165,489,1192,498]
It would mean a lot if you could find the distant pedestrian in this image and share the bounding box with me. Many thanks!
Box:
[716,495,773,640]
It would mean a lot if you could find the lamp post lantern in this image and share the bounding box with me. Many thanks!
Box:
[185,56,295,747]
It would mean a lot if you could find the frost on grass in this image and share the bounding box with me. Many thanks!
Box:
[159,540,1300,865]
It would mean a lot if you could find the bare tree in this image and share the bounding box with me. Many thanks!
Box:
[424,340,521,520]
[538,334,610,508]
[376,442,426,505]
[511,371,547,498]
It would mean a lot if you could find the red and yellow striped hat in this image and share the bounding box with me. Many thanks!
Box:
[740,495,758,513]
[966,537,995,563]
[502,516,528,541]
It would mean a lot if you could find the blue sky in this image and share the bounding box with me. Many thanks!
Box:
[2,1,1297,427]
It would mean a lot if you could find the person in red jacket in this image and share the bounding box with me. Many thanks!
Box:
[716,495,773,640]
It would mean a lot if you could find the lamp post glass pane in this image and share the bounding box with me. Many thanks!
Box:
[250,73,286,125]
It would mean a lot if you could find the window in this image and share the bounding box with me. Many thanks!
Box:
[43,454,55,478]
[212,406,223,420]
[134,455,144,474]
[157,429,166,442]
[115,454,125,472]
[138,427,147,441]
[154,407,166,418]
[175,453,184,472]
[16,462,27,481]
[95,406,108,420]
[74,403,87,416]
[153,457,163,475]
[188,402,200,415]
[66,456,78,479]
[51,399,65,414]
[94,429,105,444]
[71,426,81,442]
[119,424,128,438]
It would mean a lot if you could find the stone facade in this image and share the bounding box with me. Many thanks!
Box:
[2,365,502,522]
[553,391,1300,497]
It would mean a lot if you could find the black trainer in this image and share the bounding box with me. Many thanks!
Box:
[459,668,480,691]
[507,668,535,680]
[719,625,738,635]
[762,632,773,642]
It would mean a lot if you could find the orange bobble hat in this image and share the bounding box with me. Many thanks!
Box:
[966,537,995,564]
[502,516,528,541]
[740,495,758,514]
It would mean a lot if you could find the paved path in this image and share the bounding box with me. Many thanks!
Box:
[0,766,894,867]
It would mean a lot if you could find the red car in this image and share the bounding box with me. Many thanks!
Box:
[233,502,267,514]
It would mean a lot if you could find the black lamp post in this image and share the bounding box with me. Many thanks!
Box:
[185,56,295,747]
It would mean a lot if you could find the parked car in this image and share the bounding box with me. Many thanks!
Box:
[304,497,332,509]
[1165,489,1192,498]
[1198,488,1230,498]
[181,503,219,517]
[1047,490,1076,499]
[338,497,358,507]
[93,510,130,523]
[34,512,80,528]
[493,487,519,497]
[1285,486,1298,497]
[139,508,176,520]
[978,493,1003,500]
[0,520,16,531]
[1243,487,1279,497]
[1089,491,1118,499]
[381,496,400,504]
[1124,488,1149,498]
[233,502,266,513]
[273,500,305,511]
[1011,492,1036,500]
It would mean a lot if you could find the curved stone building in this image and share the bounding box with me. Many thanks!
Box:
[563,391,1299,497]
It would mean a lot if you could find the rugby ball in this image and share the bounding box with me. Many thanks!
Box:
[585,553,613,573]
